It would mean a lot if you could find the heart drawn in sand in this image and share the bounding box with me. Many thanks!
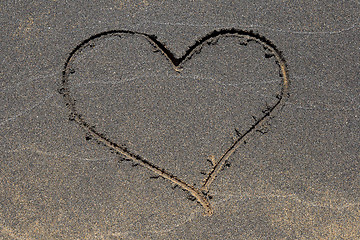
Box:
[59,29,289,216]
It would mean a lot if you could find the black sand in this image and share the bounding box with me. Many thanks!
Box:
[1,1,359,239]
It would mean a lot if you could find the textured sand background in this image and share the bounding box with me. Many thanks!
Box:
[1,1,359,239]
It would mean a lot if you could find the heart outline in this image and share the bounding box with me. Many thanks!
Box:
[59,29,289,216]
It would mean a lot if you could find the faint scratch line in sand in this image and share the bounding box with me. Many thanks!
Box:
[5,145,114,162]
[2,72,57,92]
[286,102,358,112]
[149,21,359,35]
[0,93,54,126]
[211,191,360,211]
[77,73,279,88]
[110,210,200,238]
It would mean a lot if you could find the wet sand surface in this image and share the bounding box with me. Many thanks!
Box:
[1,1,359,239]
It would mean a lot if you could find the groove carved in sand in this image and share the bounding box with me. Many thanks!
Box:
[60,29,289,216]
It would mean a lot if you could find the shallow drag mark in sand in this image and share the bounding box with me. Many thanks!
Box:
[59,29,289,216]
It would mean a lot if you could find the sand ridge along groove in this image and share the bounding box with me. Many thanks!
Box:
[59,29,289,216]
